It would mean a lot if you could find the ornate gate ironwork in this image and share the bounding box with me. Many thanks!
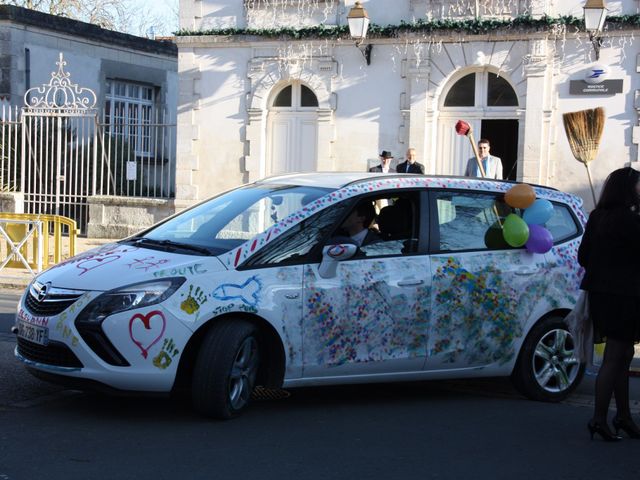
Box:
[22,53,98,234]
[1,53,176,235]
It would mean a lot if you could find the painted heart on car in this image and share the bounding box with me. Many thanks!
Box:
[129,310,167,359]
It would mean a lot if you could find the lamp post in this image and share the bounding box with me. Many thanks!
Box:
[347,1,372,65]
[583,0,608,60]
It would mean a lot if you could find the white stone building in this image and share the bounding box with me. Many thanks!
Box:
[175,0,640,210]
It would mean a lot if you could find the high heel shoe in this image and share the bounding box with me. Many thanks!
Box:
[612,417,640,439]
[588,420,622,442]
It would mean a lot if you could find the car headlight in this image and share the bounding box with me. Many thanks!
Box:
[76,278,185,325]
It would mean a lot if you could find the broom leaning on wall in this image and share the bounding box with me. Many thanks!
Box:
[562,107,606,207]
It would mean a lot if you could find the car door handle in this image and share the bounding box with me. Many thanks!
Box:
[397,279,424,286]
[285,293,299,299]
[514,266,539,275]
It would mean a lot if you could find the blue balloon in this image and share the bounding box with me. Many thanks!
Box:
[523,199,553,225]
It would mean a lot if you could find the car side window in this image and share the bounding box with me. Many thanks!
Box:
[546,203,579,242]
[242,201,349,267]
[332,192,420,257]
[435,191,510,252]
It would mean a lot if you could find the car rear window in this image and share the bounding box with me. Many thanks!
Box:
[546,203,580,242]
[434,191,580,252]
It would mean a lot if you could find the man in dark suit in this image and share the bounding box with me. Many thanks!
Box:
[395,148,425,174]
[335,201,381,247]
[369,150,393,173]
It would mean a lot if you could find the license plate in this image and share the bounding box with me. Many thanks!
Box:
[17,319,49,346]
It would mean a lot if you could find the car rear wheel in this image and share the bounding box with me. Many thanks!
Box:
[512,315,584,402]
[192,319,260,419]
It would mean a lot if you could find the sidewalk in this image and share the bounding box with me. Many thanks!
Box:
[0,237,114,291]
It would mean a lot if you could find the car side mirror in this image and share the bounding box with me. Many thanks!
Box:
[318,241,358,279]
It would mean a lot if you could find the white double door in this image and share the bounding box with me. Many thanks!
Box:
[267,111,318,175]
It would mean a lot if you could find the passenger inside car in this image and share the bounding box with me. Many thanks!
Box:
[334,200,381,247]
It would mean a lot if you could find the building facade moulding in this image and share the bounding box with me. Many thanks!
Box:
[244,56,337,182]
[247,58,335,111]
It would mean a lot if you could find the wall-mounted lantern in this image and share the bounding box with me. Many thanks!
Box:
[347,1,373,65]
[583,0,608,60]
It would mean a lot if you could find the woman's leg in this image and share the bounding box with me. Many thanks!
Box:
[593,338,629,429]
[613,342,636,421]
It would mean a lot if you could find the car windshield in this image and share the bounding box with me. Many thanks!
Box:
[135,183,334,255]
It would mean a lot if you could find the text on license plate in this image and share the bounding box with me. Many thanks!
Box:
[17,320,49,346]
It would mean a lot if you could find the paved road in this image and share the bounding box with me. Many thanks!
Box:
[0,290,20,335]
[2,290,640,480]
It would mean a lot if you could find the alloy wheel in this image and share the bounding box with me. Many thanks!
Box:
[228,336,259,410]
[532,328,580,393]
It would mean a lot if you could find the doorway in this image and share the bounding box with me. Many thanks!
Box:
[481,120,519,180]
[266,82,319,175]
[435,70,520,179]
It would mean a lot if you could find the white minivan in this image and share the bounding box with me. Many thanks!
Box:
[14,173,586,418]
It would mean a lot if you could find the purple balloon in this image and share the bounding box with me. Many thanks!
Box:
[525,224,553,253]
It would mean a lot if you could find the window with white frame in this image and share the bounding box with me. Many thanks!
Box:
[105,80,155,156]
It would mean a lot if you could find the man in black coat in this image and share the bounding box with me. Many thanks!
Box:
[369,150,393,173]
[395,148,425,174]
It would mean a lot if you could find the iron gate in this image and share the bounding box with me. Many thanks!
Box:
[22,54,98,234]
[0,53,177,235]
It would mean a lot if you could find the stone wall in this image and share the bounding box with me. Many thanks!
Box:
[87,196,176,239]
[0,192,22,213]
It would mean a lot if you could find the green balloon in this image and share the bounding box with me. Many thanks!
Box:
[502,214,529,247]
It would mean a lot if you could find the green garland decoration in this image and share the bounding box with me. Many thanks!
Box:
[175,14,640,39]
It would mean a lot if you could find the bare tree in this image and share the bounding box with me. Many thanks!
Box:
[3,0,129,32]
[3,0,178,36]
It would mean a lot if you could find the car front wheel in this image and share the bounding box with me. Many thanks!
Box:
[512,315,585,402]
[192,319,260,419]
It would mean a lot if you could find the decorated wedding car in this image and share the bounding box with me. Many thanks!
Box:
[14,173,586,418]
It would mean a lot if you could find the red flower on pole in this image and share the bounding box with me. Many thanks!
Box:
[455,120,471,136]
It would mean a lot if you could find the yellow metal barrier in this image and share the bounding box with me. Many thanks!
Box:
[0,213,78,270]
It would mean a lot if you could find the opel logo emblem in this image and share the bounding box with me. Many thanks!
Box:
[37,282,51,302]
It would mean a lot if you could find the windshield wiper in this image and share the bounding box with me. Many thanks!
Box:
[129,237,213,256]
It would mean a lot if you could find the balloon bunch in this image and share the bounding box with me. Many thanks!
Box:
[500,184,554,253]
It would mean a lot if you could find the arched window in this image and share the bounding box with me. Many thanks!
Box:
[444,73,475,107]
[487,74,518,106]
[300,85,319,107]
[272,83,318,109]
[274,85,292,107]
[444,72,518,108]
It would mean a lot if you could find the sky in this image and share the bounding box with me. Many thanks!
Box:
[127,0,178,37]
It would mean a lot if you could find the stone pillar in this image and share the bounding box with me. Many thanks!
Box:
[316,108,336,171]
[244,107,267,183]
[403,55,431,172]
[175,46,201,209]
[631,55,640,170]
[521,38,552,184]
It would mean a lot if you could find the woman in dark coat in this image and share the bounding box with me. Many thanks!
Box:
[578,167,640,441]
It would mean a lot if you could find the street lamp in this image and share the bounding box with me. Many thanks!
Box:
[583,0,608,60]
[347,1,373,65]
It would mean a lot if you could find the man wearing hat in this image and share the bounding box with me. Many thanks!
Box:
[370,150,394,173]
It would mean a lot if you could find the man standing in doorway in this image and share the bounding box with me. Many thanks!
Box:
[370,151,394,173]
[464,139,503,179]
[396,148,425,174]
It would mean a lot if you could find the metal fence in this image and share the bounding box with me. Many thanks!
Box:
[0,105,21,193]
[97,108,175,199]
[0,54,176,234]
